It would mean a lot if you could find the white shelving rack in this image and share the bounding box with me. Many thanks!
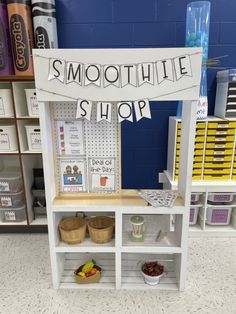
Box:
[33,48,202,290]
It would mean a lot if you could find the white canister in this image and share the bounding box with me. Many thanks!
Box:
[24,89,39,117]
[0,89,14,117]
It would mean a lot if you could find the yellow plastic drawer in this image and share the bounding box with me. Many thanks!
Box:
[205,149,233,156]
[194,149,204,156]
[196,122,206,129]
[208,121,236,129]
[205,156,232,162]
[204,162,231,168]
[193,168,202,174]
[203,175,231,180]
[206,135,235,142]
[193,162,203,168]
[232,175,236,180]
[194,156,203,162]
[177,122,181,130]
[195,136,205,143]
[207,129,236,136]
[232,169,236,175]
[204,168,231,175]
[196,129,206,135]
[192,175,202,180]
[206,142,234,149]
[195,143,204,149]
[176,136,181,143]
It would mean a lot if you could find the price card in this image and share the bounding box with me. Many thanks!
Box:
[30,96,39,115]
[0,133,10,150]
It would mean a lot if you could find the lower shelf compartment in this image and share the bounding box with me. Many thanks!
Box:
[59,252,116,289]
[121,253,179,290]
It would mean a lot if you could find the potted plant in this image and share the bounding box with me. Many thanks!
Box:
[141,261,164,286]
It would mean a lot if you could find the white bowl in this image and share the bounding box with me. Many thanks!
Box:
[141,270,164,286]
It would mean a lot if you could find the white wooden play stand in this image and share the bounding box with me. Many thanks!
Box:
[33,48,202,290]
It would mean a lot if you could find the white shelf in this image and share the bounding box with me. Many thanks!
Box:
[56,238,115,253]
[0,220,27,226]
[21,150,42,154]
[16,116,39,119]
[0,150,19,154]
[30,217,47,225]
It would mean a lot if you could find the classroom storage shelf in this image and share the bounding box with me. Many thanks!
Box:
[0,77,46,229]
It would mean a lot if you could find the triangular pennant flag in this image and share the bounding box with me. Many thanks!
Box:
[48,58,65,82]
[121,64,137,87]
[97,102,112,122]
[66,62,83,85]
[117,102,133,123]
[103,65,120,88]
[174,55,192,81]
[137,63,154,86]
[84,64,101,86]
[156,59,174,84]
[76,99,92,120]
[134,99,151,122]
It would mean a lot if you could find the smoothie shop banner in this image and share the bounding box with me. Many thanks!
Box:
[33,48,202,122]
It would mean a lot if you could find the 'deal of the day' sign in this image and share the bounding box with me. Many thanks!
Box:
[33,48,202,102]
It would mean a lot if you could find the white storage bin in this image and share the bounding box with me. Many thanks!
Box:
[208,193,234,204]
[0,125,17,151]
[0,89,14,117]
[24,89,39,117]
[0,205,26,222]
[189,206,199,225]
[25,125,41,151]
[206,206,233,225]
[191,193,201,203]
[0,191,24,208]
[0,170,23,193]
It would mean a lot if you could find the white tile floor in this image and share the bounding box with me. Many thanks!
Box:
[0,234,235,314]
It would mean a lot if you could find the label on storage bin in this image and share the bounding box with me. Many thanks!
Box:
[0,182,10,192]
[214,145,225,149]
[211,209,228,223]
[4,211,16,221]
[30,132,41,150]
[0,196,12,207]
[216,131,227,135]
[213,151,224,155]
[213,158,224,162]
[0,133,10,150]
[218,124,228,128]
[30,96,39,115]
[0,98,4,115]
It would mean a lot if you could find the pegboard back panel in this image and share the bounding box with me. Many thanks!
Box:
[50,102,121,194]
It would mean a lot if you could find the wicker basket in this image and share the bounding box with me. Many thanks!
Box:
[88,216,114,243]
[74,265,102,284]
[59,216,86,244]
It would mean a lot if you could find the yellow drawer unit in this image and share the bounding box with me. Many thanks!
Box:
[208,121,236,129]
[207,129,236,136]
[203,175,231,180]
[206,142,234,149]
[195,136,205,143]
[232,175,236,180]
[232,169,236,175]
[194,149,204,156]
[174,175,202,181]
[205,156,232,162]
[206,135,235,142]
[205,149,233,156]
[194,156,203,162]
[196,122,206,129]
[193,168,202,175]
[204,162,231,169]
[204,168,231,175]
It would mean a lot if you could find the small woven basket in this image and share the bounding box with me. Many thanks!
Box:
[59,216,86,244]
[88,216,114,243]
[74,265,102,284]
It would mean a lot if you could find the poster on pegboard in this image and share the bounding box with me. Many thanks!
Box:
[57,120,84,156]
[89,157,116,193]
[52,102,120,194]
[59,157,87,192]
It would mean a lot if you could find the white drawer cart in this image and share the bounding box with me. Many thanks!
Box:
[33,48,202,290]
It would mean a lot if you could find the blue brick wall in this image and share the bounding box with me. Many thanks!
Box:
[56,0,236,189]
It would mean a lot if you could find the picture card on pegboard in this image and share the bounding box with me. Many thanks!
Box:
[59,157,87,192]
[57,120,84,156]
[88,157,117,193]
